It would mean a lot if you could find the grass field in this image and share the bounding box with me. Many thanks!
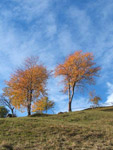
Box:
[0,106,113,150]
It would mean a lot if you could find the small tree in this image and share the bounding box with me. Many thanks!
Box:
[44,97,54,113]
[0,95,15,116]
[55,50,101,112]
[0,106,9,118]
[89,91,101,108]
[32,97,54,113]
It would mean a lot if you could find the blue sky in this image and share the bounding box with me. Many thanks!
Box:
[0,0,113,116]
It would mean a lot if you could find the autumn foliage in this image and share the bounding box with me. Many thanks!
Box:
[3,57,49,116]
[55,50,101,112]
[32,96,54,113]
[1,50,101,116]
[89,90,101,107]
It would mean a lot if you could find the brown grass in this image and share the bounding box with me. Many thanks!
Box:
[0,106,113,149]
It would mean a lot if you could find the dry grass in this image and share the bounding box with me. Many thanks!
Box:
[0,106,113,149]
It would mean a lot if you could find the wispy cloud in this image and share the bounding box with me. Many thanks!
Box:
[0,0,113,115]
[104,82,113,106]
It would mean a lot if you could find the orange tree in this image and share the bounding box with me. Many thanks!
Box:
[89,90,101,107]
[3,57,49,116]
[32,96,54,113]
[55,50,101,112]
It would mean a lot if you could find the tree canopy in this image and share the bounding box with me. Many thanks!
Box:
[3,57,49,116]
[32,96,54,113]
[89,90,101,107]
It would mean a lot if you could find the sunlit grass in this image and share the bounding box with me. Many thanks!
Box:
[0,106,113,149]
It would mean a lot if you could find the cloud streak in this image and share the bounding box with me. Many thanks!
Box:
[0,0,113,115]
[104,82,113,106]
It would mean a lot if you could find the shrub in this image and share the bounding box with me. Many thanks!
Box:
[0,106,9,118]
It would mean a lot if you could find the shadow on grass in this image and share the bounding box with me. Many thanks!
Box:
[84,106,113,112]
[30,113,51,117]
[0,144,13,150]
[101,108,113,112]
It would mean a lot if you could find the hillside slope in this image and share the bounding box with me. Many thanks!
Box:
[0,106,113,150]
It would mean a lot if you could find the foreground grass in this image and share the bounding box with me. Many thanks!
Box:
[0,107,113,149]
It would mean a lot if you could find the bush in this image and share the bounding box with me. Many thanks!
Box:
[7,113,17,118]
[0,106,9,118]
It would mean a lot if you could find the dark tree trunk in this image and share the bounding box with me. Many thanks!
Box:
[11,108,14,116]
[68,100,72,112]
[27,88,32,116]
[27,104,31,116]
[68,83,75,112]
[27,89,32,116]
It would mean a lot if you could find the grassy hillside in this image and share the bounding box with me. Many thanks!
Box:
[0,107,113,150]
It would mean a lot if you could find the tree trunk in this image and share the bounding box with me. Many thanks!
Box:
[68,99,72,112]
[27,89,32,116]
[27,104,31,116]
[68,83,75,112]
[11,108,14,116]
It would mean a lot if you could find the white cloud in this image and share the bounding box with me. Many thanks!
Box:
[68,6,91,38]
[58,29,80,57]
[104,82,113,106]
[11,0,51,22]
[0,0,113,115]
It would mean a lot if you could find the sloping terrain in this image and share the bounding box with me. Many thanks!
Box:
[0,106,113,150]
